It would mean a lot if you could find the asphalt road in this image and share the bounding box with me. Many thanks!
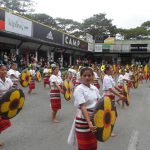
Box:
[1,81,150,150]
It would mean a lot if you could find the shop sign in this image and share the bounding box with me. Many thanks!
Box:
[5,12,32,37]
[33,22,62,44]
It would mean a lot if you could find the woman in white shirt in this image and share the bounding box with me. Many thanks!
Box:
[70,67,101,150]
[28,65,36,94]
[0,64,13,146]
[7,63,20,88]
[43,65,50,88]
[49,65,63,123]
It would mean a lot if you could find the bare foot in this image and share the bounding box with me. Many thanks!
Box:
[111,133,117,137]
[0,141,4,146]
[52,119,59,123]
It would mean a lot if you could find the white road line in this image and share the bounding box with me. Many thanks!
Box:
[127,130,139,150]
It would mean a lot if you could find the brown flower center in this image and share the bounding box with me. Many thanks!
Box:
[9,99,19,110]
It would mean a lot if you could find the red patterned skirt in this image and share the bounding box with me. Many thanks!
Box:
[44,76,50,85]
[0,118,11,133]
[93,79,100,89]
[75,81,81,87]
[29,79,35,90]
[50,90,61,111]
[117,84,123,90]
[72,76,76,86]
[75,117,97,150]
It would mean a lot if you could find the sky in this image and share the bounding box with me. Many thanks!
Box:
[35,0,150,29]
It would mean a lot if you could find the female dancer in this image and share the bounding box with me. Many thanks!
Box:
[49,64,63,123]
[69,67,101,150]
[28,65,36,94]
[0,64,13,146]
[103,65,126,136]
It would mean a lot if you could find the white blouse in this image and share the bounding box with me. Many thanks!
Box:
[0,78,13,97]
[30,69,36,76]
[43,68,50,74]
[103,74,116,91]
[7,69,20,81]
[74,84,101,109]
[117,74,125,84]
[50,75,63,85]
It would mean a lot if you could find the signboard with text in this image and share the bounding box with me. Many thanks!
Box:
[5,12,32,37]
[63,34,88,50]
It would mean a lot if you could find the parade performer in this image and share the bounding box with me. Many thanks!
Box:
[0,64,13,146]
[75,66,82,87]
[7,63,20,88]
[103,65,126,136]
[49,64,63,123]
[93,70,100,89]
[116,69,126,107]
[28,65,36,94]
[68,66,77,86]
[68,67,101,150]
[43,65,50,88]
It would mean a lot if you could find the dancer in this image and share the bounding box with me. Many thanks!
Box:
[49,64,63,123]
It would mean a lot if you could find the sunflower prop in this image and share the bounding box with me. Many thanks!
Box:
[0,89,25,119]
[63,80,73,101]
[100,65,105,72]
[36,71,42,82]
[93,96,117,142]
[123,84,131,106]
[20,70,31,87]
[133,74,139,88]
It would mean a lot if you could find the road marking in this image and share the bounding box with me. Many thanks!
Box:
[127,130,139,150]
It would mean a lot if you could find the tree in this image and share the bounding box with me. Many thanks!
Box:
[0,0,35,14]
[26,13,57,28]
[55,18,82,34]
[81,13,117,40]
[141,21,150,30]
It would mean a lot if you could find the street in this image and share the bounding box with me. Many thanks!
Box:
[1,81,150,150]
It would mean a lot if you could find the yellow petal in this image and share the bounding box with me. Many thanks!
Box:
[28,77,31,84]
[8,109,18,118]
[21,73,26,80]
[1,102,10,113]
[64,80,69,88]
[111,111,116,125]
[104,97,111,111]
[103,125,111,141]
[10,91,20,101]
[94,110,104,128]
[22,81,28,87]
[18,97,25,109]
[26,71,30,76]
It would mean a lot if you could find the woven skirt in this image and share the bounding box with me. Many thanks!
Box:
[29,79,35,90]
[0,118,11,133]
[75,117,97,150]
[44,76,50,85]
[50,90,61,110]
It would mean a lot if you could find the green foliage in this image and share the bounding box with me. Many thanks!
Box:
[0,0,35,14]
[81,13,117,39]
[26,13,57,28]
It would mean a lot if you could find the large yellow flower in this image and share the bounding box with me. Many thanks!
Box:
[36,71,41,82]
[94,96,116,141]
[101,65,105,72]
[20,71,31,87]
[0,90,25,119]
[63,80,73,101]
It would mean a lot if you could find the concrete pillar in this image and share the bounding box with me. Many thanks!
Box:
[60,52,63,68]
[69,54,72,66]
[35,51,38,61]
[49,52,54,62]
